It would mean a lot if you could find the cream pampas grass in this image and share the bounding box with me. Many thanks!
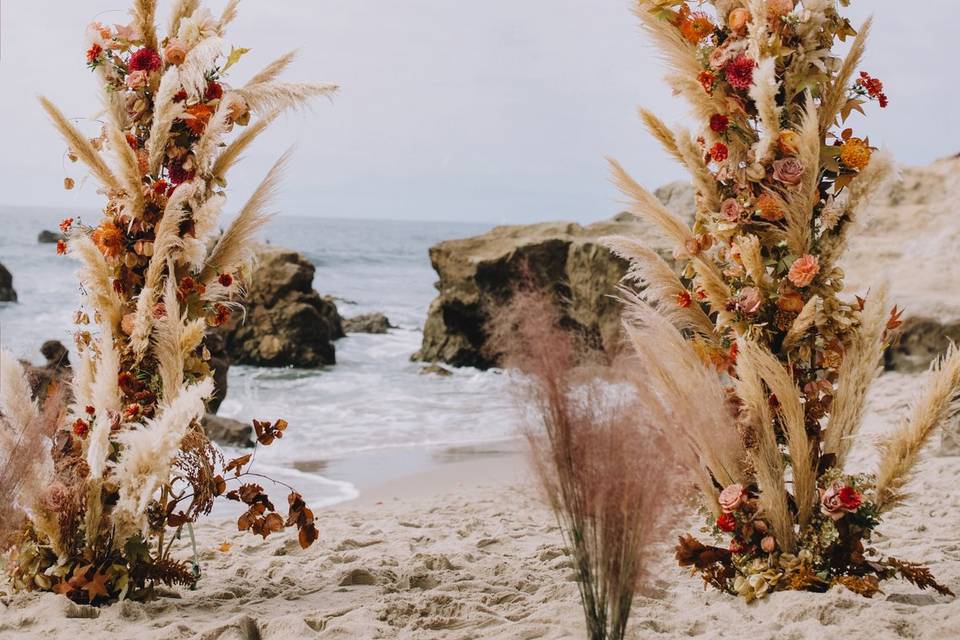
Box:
[824,287,889,466]
[749,58,781,162]
[604,238,715,338]
[247,50,299,86]
[38,97,122,194]
[85,329,122,479]
[179,36,224,99]
[107,125,146,217]
[217,0,241,33]
[132,0,158,50]
[236,81,338,115]
[820,19,872,132]
[168,0,199,38]
[0,350,39,435]
[72,235,124,330]
[210,109,279,183]
[638,108,685,166]
[147,66,185,175]
[112,378,214,533]
[874,345,960,512]
[608,158,694,247]
[200,151,290,284]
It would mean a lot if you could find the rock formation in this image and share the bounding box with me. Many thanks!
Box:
[414,186,684,368]
[37,230,66,244]
[343,312,393,334]
[202,414,254,448]
[0,262,16,302]
[220,247,343,368]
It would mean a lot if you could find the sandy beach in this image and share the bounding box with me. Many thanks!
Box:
[2,372,957,640]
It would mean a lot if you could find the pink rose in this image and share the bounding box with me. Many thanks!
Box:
[820,482,859,521]
[737,287,763,315]
[772,157,805,186]
[788,254,820,288]
[41,482,70,512]
[718,483,747,513]
[164,38,188,65]
[709,41,733,70]
[761,536,777,553]
[720,198,743,223]
[125,69,149,90]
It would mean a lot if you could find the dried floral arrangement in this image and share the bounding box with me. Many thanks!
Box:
[0,0,332,603]
[491,290,684,640]
[605,0,958,600]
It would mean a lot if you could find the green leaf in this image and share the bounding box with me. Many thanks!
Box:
[221,46,252,75]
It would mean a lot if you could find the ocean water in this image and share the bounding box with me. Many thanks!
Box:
[0,206,520,506]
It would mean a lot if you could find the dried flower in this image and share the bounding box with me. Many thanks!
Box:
[698,70,717,94]
[91,219,125,258]
[761,536,777,553]
[184,103,215,135]
[788,254,820,288]
[163,38,188,65]
[857,71,889,108]
[767,0,796,19]
[756,193,784,221]
[716,512,737,532]
[677,290,692,308]
[73,418,90,438]
[737,287,763,315]
[63,177,75,190]
[710,114,730,134]
[128,47,162,72]
[772,157,805,186]
[778,130,801,155]
[86,43,103,64]
[710,142,729,163]
[56,239,68,255]
[728,8,751,32]
[725,55,755,91]
[719,483,747,512]
[218,273,234,288]
[59,217,74,233]
[840,138,872,170]
[720,198,742,222]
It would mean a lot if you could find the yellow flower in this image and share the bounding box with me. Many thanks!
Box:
[840,138,871,170]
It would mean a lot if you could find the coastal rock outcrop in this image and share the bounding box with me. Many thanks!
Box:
[414,203,681,369]
[202,414,254,448]
[37,230,65,244]
[220,247,343,368]
[344,312,393,334]
[0,262,16,302]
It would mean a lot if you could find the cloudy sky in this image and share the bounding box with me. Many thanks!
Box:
[0,1,956,224]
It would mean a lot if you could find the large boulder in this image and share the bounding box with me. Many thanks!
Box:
[38,230,65,244]
[343,312,393,334]
[414,204,680,369]
[220,248,343,368]
[202,414,253,448]
[0,262,16,302]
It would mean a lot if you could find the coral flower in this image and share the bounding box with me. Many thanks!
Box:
[128,47,162,72]
[679,11,715,44]
[91,219,125,258]
[788,254,820,288]
[756,193,784,221]
[184,103,214,135]
[725,54,755,91]
[710,114,729,134]
[709,142,729,163]
[163,38,188,65]
[676,290,692,308]
[86,43,103,64]
[840,138,872,170]
[59,217,74,233]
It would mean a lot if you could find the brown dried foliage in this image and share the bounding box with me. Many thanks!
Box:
[886,557,955,597]
[492,289,687,640]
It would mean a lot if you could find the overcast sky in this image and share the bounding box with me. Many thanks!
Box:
[0,1,957,224]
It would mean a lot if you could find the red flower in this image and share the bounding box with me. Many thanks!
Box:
[857,71,889,108]
[168,161,195,185]
[124,403,142,419]
[59,217,74,233]
[716,512,737,533]
[205,81,223,101]
[725,54,755,91]
[56,239,68,255]
[173,89,188,103]
[209,303,232,327]
[128,47,162,72]
[709,142,729,163]
[152,179,168,195]
[86,43,103,64]
[218,273,234,288]
[837,486,862,511]
[676,290,692,308]
[709,114,729,134]
[85,405,96,415]
[73,418,90,438]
